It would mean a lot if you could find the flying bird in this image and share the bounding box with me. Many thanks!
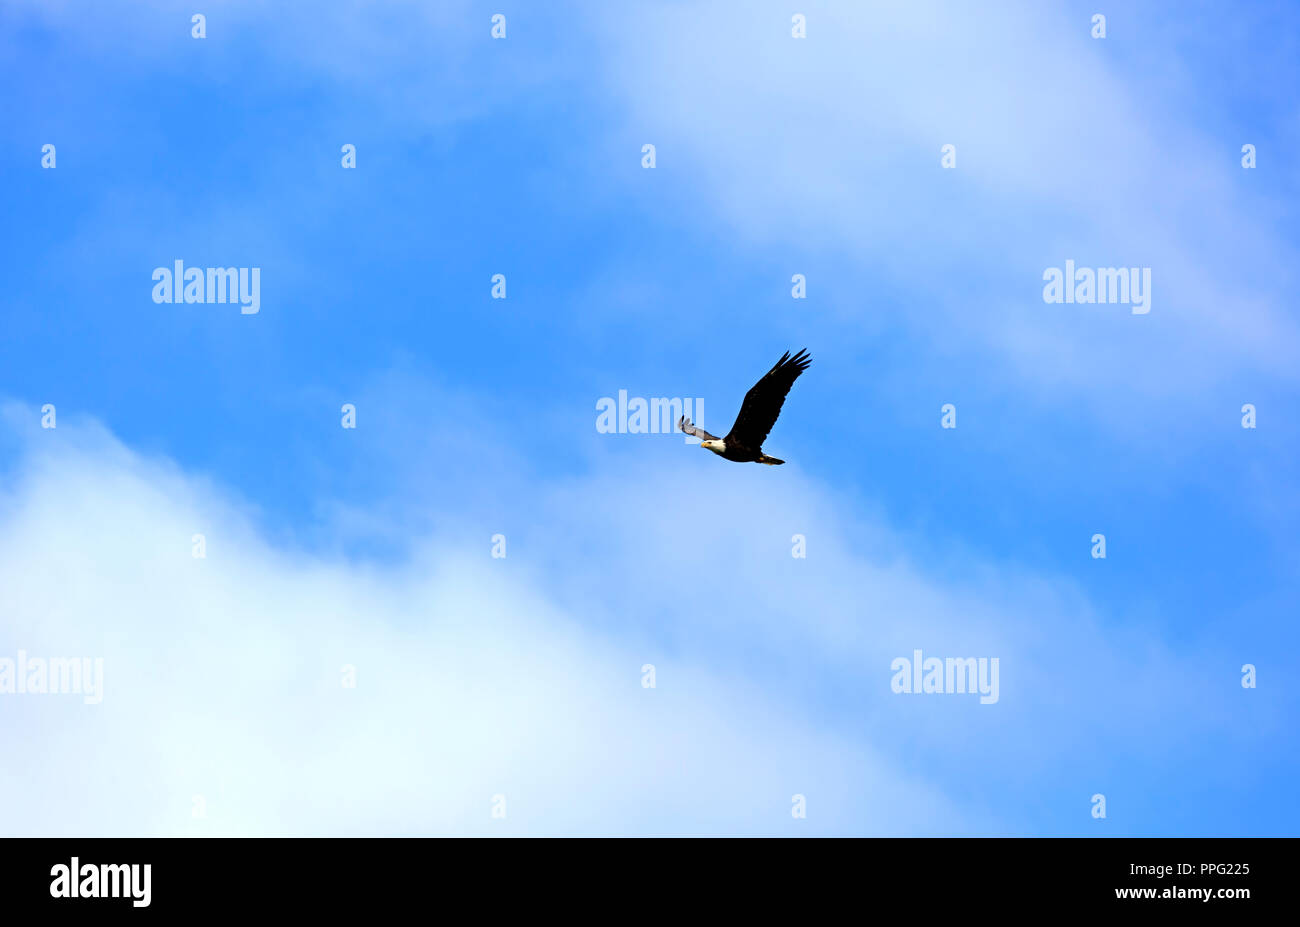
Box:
[678,349,811,465]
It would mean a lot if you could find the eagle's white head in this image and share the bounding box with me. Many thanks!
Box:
[700,439,727,455]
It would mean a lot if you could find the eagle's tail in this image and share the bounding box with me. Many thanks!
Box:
[757,454,784,466]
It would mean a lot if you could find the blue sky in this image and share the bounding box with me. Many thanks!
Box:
[1,0,1297,835]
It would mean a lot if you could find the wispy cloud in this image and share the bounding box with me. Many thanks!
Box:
[3,0,1296,838]
[2,406,1287,835]
[0,410,984,835]
[582,0,1300,396]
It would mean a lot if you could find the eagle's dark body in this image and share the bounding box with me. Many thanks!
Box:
[679,349,811,465]
[713,442,769,464]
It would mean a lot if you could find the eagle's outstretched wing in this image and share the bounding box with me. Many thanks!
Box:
[678,416,720,442]
[724,349,811,449]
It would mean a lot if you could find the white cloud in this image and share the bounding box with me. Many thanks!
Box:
[19,0,1296,403]
[0,411,982,835]
[0,405,1256,835]
[583,0,1300,394]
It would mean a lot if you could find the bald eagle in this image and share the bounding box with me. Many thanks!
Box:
[679,349,811,465]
